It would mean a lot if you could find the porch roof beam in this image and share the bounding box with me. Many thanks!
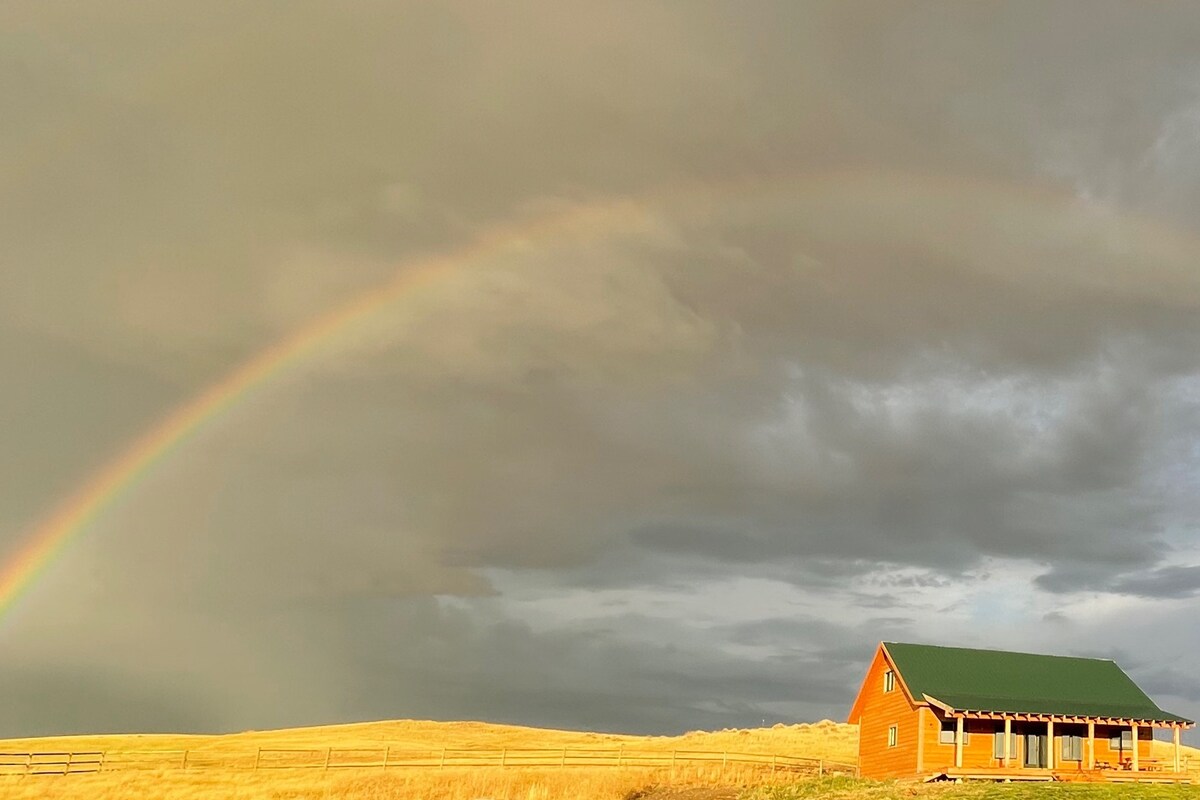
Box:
[940,710,1191,728]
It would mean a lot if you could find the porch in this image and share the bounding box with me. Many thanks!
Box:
[920,703,1193,784]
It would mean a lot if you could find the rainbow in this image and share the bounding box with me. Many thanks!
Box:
[5,169,1200,624]
[0,197,650,621]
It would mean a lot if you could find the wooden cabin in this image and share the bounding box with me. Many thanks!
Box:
[848,642,1194,783]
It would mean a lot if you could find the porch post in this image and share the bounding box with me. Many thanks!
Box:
[1174,725,1181,773]
[1003,717,1011,768]
[1087,720,1095,770]
[1131,723,1139,772]
[955,716,964,768]
[1046,719,1055,770]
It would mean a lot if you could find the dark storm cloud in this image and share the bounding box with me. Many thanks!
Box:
[319,598,858,733]
[3,0,1200,739]
[1139,667,1200,704]
[1036,562,1200,598]
[1113,565,1200,598]
[0,664,217,736]
[0,325,180,536]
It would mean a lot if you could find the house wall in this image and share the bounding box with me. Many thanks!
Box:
[921,714,1005,772]
[1093,724,1153,765]
[856,647,920,779]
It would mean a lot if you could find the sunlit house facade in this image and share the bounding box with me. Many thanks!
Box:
[848,642,1193,782]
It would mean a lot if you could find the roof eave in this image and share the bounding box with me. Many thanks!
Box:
[922,697,1193,727]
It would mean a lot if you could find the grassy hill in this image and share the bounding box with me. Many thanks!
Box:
[0,719,1194,800]
[0,718,855,800]
[0,717,857,762]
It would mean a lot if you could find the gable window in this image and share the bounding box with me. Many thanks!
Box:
[940,720,969,745]
[883,670,895,693]
[887,725,898,747]
[1061,735,1083,762]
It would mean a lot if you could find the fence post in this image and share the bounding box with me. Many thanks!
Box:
[383,746,390,770]
[819,759,823,777]
[24,753,31,776]
[99,751,106,774]
[772,754,776,773]
[324,747,331,771]
[501,749,507,767]
[618,745,624,767]
[561,748,566,767]
[440,748,446,768]
[254,748,262,771]
[65,752,72,775]
[723,751,727,768]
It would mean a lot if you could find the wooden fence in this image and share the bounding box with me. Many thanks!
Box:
[0,752,103,776]
[0,746,856,778]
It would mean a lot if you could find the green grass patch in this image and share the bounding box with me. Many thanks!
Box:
[746,778,1200,800]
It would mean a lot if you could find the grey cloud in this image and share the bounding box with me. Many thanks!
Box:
[305,598,857,735]
[4,0,1200,739]
[0,664,218,737]
[1114,565,1200,599]
[1138,667,1200,704]
[0,325,180,540]
[1036,563,1200,598]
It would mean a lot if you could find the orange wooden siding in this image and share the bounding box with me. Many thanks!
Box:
[921,716,1003,772]
[855,647,920,778]
[1093,724,1152,764]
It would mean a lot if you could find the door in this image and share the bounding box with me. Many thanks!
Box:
[1024,733,1047,768]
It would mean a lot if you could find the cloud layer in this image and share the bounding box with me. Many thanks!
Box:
[3,1,1200,741]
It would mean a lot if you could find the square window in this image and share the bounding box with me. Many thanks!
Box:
[940,720,968,745]
[1062,735,1083,761]
[992,730,1018,759]
[888,725,898,747]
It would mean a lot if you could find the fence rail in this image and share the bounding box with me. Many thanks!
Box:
[0,752,103,776]
[0,746,856,778]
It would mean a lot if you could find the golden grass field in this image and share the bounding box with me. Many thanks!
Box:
[0,719,1195,800]
[0,718,857,800]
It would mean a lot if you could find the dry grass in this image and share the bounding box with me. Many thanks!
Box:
[0,767,650,800]
[0,763,818,800]
[7,718,1189,799]
[0,718,856,800]
[0,718,856,760]
[1151,738,1200,777]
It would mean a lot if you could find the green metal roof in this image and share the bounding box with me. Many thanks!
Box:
[884,642,1192,724]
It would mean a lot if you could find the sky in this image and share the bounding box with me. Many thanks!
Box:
[3,0,1200,742]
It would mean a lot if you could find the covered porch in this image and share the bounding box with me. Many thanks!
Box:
[923,703,1193,783]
